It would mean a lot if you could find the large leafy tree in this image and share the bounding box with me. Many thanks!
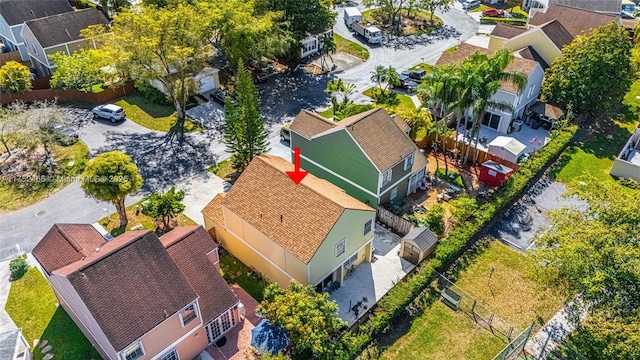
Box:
[106,4,214,140]
[533,179,640,359]
[542,22,632,114]
[363,0,407,31]
[261,281,346,359]
[81,151,143,227]
[223,65,269,172]
[0,61,31,93]
[141,186,185,231]
[50,49,116,91]
[417,0,453,23]
[259,0,335,47]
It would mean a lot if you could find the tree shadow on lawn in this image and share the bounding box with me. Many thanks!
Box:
[257,70,332,124]
[573,112,637,160]
[94,131,218,194]
[40,306,101,360]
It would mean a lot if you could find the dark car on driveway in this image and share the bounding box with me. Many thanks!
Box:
[403,69,426,81]
[210,89,235,105]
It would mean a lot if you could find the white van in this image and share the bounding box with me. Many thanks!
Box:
[462,0,481,10]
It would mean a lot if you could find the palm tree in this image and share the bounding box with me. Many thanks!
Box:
[320,33,336,73]
[461,49,527,165]
[429,118,453,175]
[419,64,460,119]
[370,65,386,93]
[370,65,401,95]
[325,79,356,115]
[383,66,401,91]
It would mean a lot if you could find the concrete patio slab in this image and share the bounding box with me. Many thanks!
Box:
[457,124,551,155]
[181,172,231,226]
[330,224,415,326]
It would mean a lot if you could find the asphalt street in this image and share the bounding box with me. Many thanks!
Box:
[0,6,477,261]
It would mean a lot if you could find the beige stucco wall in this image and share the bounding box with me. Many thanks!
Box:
[505,29,561,66]
[48,273,119,359]
[488,36,506,51]
[308,209,375,285]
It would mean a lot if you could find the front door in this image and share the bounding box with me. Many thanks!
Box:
[402,242,420,265]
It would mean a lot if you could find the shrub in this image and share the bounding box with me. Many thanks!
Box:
[9,257,28,281]
[0,61,31,93]
[336,126,577,358]
[480,17,527,26]
[135,81,170,105]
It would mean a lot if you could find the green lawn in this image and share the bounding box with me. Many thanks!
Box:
[334,34,370,61]
[5,268,101,360]
[99,201,197,237]
[444,45,458,54]
[113,95,202,133]
[0,141,89,213]
[470,4,490,12]
[408,63,434,73]
[436,168,465,189]
[318,107,334,119]
[362,87,417,115]
[207,158,238,183]
[382,241,563,359]
[219,253,268,302]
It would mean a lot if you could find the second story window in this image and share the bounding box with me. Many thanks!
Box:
[363,219,372,236]
[122,342,144,360]
[335,238,346,258]
[382,169,392,186]
[180,303,198,326]
[404,152,415,171]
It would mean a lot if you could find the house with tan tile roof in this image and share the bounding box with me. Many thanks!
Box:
[288,107,428,207]
[489,4,619,67]
[202,154,376,291]
[32,224,240,360]
[435,43,545,135]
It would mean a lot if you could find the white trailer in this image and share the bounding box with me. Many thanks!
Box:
[352,22,382,44]
[344,7,363,28]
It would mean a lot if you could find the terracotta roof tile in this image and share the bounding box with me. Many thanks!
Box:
[289,110,335,138]
[210,155,374,263]
[54,231,197,351]
[161,226,239,324]
[529,4,617,37]
[32,224,108,274]
[490,23,528,39]
[290,108,419,172]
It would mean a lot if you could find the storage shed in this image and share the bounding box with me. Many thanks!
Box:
[487,136,526,164]
[400,227,438,265]
[479,160,514,187]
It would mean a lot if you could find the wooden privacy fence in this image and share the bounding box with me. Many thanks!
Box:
[417,133,519,170]
[0,82,135,105]
[376,206,414,236]
[0,51,22,67]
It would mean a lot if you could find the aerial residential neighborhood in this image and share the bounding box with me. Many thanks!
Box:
[0,0,638,359]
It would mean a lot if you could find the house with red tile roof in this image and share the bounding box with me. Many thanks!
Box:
[32,224,240,360]
[202,154,376,292]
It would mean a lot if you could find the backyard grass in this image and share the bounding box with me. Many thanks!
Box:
[435,167,465,189]
[5,268,101,360]
[219,252,268,303]
[113,95,202,133]
[207,158,238,183]
[0,141,89,213]
[382,241,563,359]
[408,63,434,73]
[99,200,197,236]
[334,34,370,61]
[362,87,417,114]
[318,107,334,118]
[444,45,458,54]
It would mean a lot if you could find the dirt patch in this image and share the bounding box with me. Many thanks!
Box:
[0,147,54,179]
[305,52,363,75]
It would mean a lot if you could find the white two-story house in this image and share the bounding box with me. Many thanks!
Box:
[0,0,73,61]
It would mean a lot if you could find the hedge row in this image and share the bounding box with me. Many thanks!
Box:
[336,126,578,357]
[480,17,527,26]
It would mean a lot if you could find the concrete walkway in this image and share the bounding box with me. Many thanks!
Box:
[525,298,588,359]
[0,260,17,334]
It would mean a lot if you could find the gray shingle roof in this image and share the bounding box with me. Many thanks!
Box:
[402,227,438,252]
[0,0,72,26]
[0,330,19,360]
[24,8,108,48]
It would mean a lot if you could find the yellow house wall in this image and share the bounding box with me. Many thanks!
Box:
[505,29,561,66]
[308,209,375,285]
[488,36,506,51]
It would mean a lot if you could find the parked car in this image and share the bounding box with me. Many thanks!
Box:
[210,89,235,105]
[280,124,291,142]
[482,8,505,17]
[92,104,126,122]
[462,0,481,10]
[407,69,426,81]
[41,122,79,145]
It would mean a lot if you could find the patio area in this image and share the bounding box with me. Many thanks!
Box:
[330,224,415,326]
[206,285,262,360]
[456,123,551,155]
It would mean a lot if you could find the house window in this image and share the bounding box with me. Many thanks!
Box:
[404,152,415,171]
[363,219,372,236]
[382,169,392,186]
[335,238,346,258]
[390,187,398,200]
[221,311,233,332]
[488,169,497,177]
[180,303,197,326]
[161,350,178,360]
[122,342,144,360]
[205,320,222,343]
[343,253,358,268]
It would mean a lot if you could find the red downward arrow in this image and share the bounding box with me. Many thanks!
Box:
[286,147,309,185]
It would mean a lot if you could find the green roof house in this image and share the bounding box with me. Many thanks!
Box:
[289,107,428,208]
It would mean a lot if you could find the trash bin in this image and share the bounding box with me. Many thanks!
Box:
[513,120,523,132]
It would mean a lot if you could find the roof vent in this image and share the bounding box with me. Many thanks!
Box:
[164,310,168,318]
[30,10,35,15]
[95,247,100,253]
[81,272,85,277]
[44,11,48,16]
[280,214,283,223]
[65,29,71,38]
